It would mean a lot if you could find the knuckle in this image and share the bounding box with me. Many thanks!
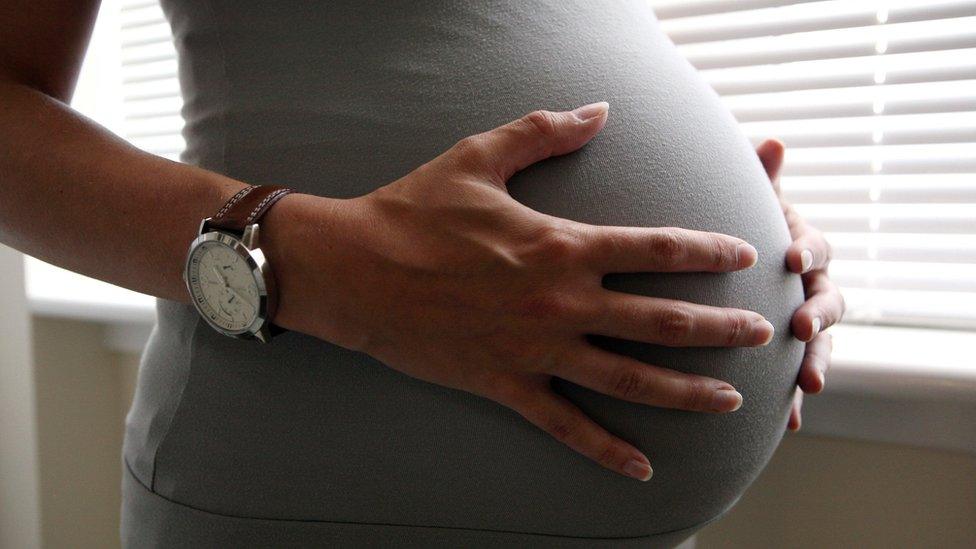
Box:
[651,230,685,267]
[680,376,712,411]
[488,375,525,407]
[451,134,491,171]
[711,235,737,270]
[612,368,647,401]
[523,109,559,141]
[596,445,623,469]
[501,337,560,373]
[534,223,584,264]
[517,290,579,325]
[657,305,694,344]
[545,411,582,443]
[590,227,628,262]
[724,311,749,345]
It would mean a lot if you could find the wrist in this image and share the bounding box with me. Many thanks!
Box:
[259,191,344,334]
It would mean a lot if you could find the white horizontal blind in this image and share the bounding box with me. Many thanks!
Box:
[119,0,183,161]
[109,1,975,331]
[651,0,976,331]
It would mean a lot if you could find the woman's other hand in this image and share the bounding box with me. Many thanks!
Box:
[267,103,775,481]
[755,139,846,432]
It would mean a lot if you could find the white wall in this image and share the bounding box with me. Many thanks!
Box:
[0,247,42,549]
[31,318,131,549]
[698,435,976,548]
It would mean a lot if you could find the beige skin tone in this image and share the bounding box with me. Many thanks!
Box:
[0,1,843,481]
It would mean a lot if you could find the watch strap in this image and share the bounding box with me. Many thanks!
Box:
[208,185,294,233]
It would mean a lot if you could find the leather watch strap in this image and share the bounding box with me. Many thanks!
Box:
[208,185,294,233]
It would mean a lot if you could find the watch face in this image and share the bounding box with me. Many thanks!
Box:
[186,236,263,333]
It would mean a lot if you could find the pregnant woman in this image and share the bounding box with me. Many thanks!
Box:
[0,0,843,547]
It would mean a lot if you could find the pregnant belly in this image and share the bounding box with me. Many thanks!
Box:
[144,0,804,540]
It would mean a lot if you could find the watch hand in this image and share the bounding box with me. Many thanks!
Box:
[212,266,229,286]
[229,287,257,315]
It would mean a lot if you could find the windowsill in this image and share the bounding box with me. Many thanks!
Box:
[25,259,976,455]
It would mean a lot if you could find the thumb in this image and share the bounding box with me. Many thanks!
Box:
[457,102,609,187]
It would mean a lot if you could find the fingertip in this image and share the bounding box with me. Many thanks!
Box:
[800,249,814,273]
[757,138,786,181]
[562,102,610,153]
[783,244,803,273]
[623,456,653,482]
[571,101,609,121]
[757,138,785,159]
[765,138,785,155]
[790,312,819,342]
[755,319,775,346]
[813,369,825,393]
[736,242,758,269]
[788,407,801,431]
[711,388,744,413]
[809,317,822,342]
[798,364,825,394]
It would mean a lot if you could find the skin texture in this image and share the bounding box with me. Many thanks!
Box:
[0,0,843,481]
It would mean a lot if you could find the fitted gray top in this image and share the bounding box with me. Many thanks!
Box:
[121,1,804,547]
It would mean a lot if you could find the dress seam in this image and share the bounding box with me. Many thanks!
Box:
[148,311,202,492]
[207,0,231,176]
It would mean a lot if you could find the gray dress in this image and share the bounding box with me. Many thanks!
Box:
[121,1,804,547]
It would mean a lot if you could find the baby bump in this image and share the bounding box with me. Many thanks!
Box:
[142,0,805,540]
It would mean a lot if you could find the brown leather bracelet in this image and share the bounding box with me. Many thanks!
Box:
[208,185,295,234]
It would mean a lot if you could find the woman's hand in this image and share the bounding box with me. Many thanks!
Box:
[755,139,846,432]
[268,103,775,481]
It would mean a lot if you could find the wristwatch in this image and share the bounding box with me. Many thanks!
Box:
[183,185,294,342]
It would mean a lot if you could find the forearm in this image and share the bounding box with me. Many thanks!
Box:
[0,80,251,302]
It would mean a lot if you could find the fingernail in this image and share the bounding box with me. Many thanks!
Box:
[712,389,743,412]
[736,243,758,268]
[800,249,814,273]
[571,101,609,122]
[755,319,775,346]
[817,369,826,390]
[623,458,653,481]
[810,317,822,341]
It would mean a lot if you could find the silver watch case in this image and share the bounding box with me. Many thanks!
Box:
[182,219,277,343]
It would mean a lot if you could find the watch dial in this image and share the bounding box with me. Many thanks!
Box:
[187,239,261,332]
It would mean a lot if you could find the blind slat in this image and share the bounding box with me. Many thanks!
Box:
[743,114,976,148]
[839,287,976,329]
[794,204,976,234]
[661,0,976,46]
[705,49,976,95]
[650,0,819,20]
[825,232,976,263]
[680,17,976,69]
[830,260,976,292]
[728,81,976,121]
[782,179,976,204]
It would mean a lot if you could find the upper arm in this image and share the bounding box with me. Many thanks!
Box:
[0,0,102,102]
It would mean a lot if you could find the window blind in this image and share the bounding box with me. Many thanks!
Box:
[111,0,976,331]
[650,0,976,331]
[120,0,184,161]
